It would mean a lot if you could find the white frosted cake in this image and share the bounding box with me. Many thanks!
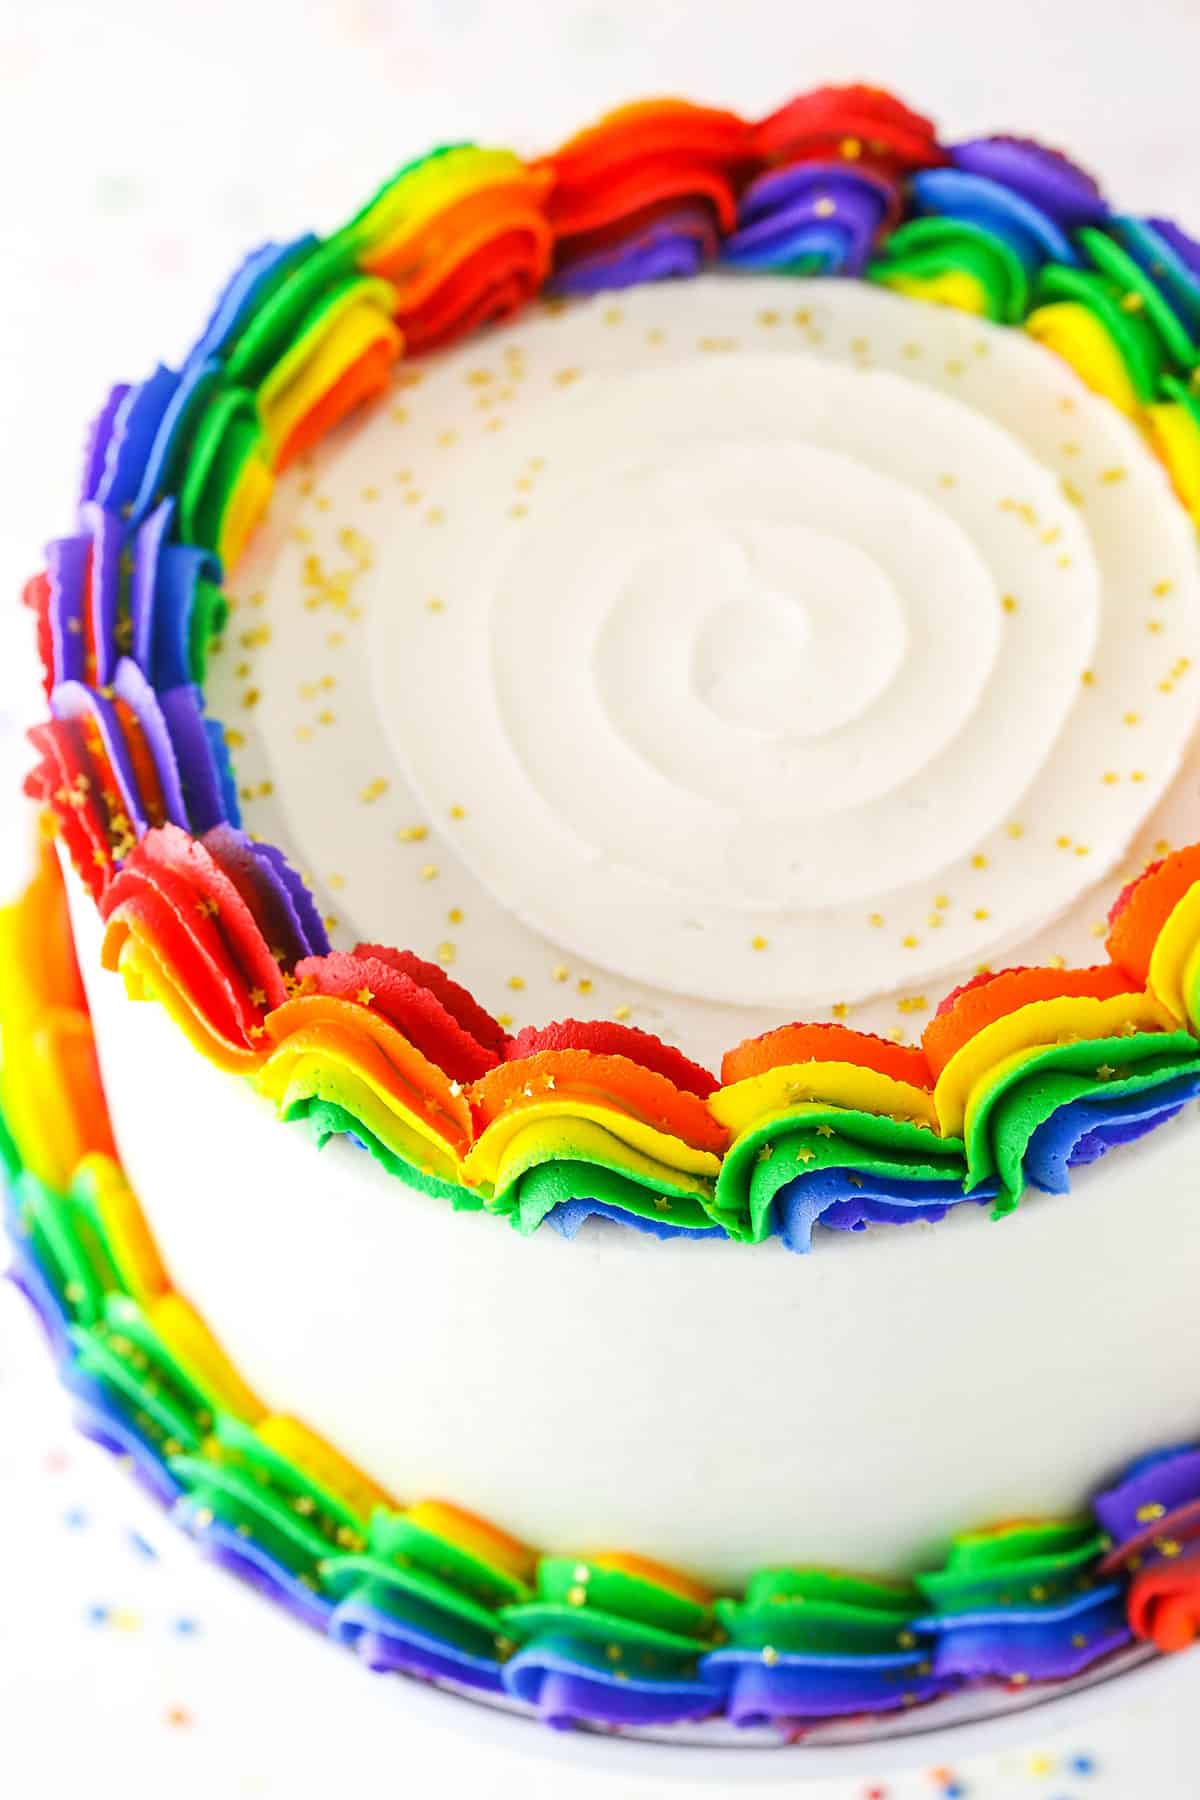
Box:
[7,86,1200,1746]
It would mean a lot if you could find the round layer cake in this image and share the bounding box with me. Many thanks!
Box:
[7,86,1200,1744]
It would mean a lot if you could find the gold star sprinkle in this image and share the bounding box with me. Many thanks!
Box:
[750,934,769,951]
[437,941,456,965]
[447,908,464,925]
[613,1003,632,1021]
[397,825,428,843]
[552,964,569,983]
[507,975,525,991]
[420,864,439,882]
[577,977,593,995]
[356,987,374,1007]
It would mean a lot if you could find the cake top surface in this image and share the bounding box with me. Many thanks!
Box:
[218,273,1200,1059]
[18,84,1200,1251]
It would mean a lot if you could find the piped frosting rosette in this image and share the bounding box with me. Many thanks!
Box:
[723,82,936,278]
[537,99,752,295]
[709,1025,974,1249]
[5,852,1200,1733]
[923,966,1200,1215]
[465,1021,726,1239]
[914,1520,1130,1686]
[703,1571,949,1724]
[870,137,1100,323]
[1096,1447,1200,1654]
[499,1556,723,1728]
[258,941,508,1188]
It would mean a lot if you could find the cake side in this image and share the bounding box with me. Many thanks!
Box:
[67,871,1200,1585]
[4,848,1198,1740]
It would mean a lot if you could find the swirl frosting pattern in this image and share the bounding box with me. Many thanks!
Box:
[14,81,1200,1265]
[3,853,1199,1740]
[366,279,1200,1009]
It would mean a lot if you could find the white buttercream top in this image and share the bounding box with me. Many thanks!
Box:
[216,277,1200,1060]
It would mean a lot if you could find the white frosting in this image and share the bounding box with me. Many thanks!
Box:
[217,277,1200,1054]
[69,878,1200,1587]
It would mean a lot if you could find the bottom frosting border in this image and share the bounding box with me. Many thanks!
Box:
[3,849,1200,1744]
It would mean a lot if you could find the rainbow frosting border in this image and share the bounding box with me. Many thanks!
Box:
[17,85,1200,1257]
[4,847,1200,1737]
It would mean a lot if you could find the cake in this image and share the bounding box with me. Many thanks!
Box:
[6,84,1200,1747]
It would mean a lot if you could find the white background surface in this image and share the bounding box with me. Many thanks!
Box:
[2,0,1200,1793]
